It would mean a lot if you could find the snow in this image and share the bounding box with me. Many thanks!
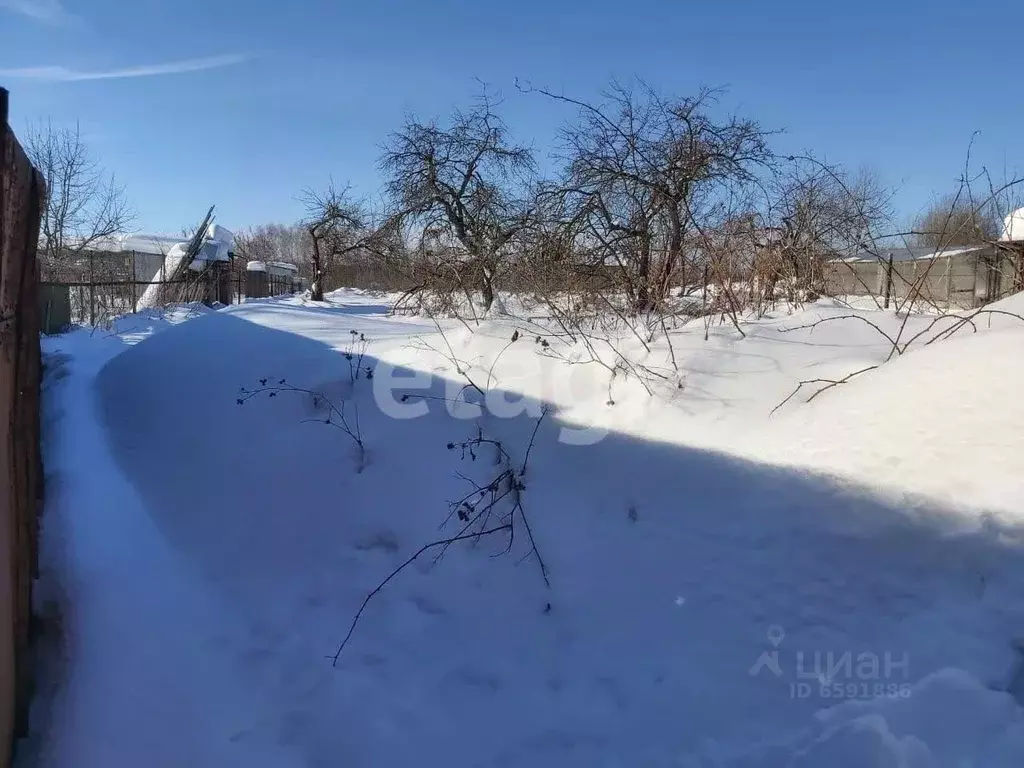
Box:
[24,306,303,766]
[747,324,1024,514]
[65,232,185,256]
[136,243,188,309]
[66,226,234,269]
[247,260,298,274]
[1001,207,1024,242]
[726,668,1024,767]
[135,225,235,306]
[26,289,1024,766]
[837,244,986,263]
[193,224,234,265]
[206,224,234,250]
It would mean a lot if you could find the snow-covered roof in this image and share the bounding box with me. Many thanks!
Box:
[191,224,234,265]
[1000,208,1024,242]
[66,232,187,256]
[837,244,988,264]
[246,260,299,275]
[67,225,235,259]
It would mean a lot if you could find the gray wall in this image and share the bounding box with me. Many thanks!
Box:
[823,247,1021,309]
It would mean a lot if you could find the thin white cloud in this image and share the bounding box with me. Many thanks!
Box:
[0,54,248,82]
[0,0,74,25]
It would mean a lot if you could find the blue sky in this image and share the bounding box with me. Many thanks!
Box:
[2,0,1023,234]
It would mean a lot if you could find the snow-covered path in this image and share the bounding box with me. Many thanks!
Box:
[25,293,1024,766]
[29,316,304,767]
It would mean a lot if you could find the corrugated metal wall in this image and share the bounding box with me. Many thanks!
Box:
[823,247,1019,309]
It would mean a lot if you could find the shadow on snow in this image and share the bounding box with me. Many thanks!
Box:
[91,310,1024,765]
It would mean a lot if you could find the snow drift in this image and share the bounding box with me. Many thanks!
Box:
[31,291,1024,767]
[750,324,1024,516]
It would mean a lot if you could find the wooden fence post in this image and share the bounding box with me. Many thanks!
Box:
[131,250,137,313]
[883,253,894,310]
[0,84,12,768]
[211,262,230,306]
[944,254,952,309]
[89,250,96,325]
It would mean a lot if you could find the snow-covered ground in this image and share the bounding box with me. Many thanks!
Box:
[24,289,1024,766]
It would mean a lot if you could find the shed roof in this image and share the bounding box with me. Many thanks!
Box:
[76,233,186,255]
[246,260,298,274]
[837,244,988,264]
[65,225,234,257]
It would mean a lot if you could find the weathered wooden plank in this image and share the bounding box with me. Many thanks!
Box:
[0,86,44,768]
[0,86,15,768]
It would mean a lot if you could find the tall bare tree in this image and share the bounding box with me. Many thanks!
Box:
[235,223,310,269]
[302,183,373,301]
[533,81,775,311]
[381,94,536,312]
[914,193,1000,248]
[25,122,132,267]
[771,162,892,288]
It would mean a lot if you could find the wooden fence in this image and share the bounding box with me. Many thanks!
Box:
[243,268,304,299]
[0,88,44,767]
[41,253,304,331]
[41,249,230,329]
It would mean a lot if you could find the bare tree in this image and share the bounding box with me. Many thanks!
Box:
[761,161,892,305]
[778,163,890,257]
[914,193,1000,248]
[235,223,310,269]
[25,121,133,267]
[233,227,276,264]
[381,93,537,312]
[530,80,776,313]
[302,183,375,301]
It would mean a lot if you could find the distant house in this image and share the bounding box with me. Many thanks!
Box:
[823,210,1024,309]
[40,224,238,328]
[77,228,234,288]
[136,225,236,309]
[44,228,234,287]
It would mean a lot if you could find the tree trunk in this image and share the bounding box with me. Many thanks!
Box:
[656,207,684,304]
[883,254,894,310]
[480,264,494,312]
[634,235,653,312]
[310,234,325,301]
